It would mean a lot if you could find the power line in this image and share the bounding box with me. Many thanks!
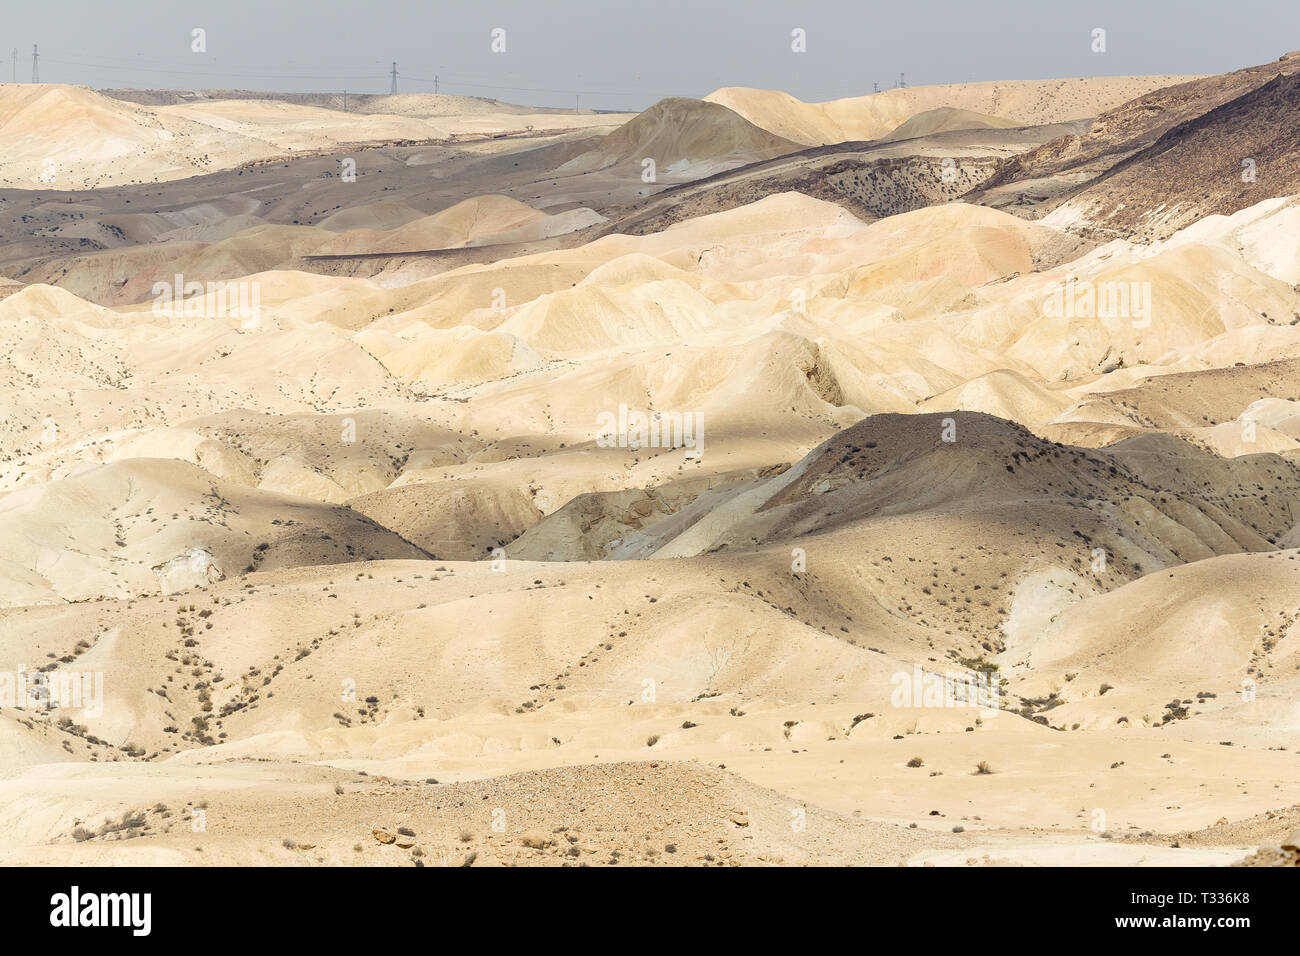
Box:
[34,45,891,100]
[27,50,885,108]
[31,48,851,102]
[42,47,388,69]
[400,72,690,99]
[40,56,383,81]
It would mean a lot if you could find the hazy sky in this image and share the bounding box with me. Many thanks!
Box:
[5,0,1298,110]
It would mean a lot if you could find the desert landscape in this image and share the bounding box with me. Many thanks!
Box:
[2,33,1299,871]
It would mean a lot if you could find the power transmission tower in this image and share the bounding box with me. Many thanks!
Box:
[11,49,17,83]
[390,61,397,94]
[343,90,347,112]
[31,44,38,84]
[897,72,906,89]
[434,74,438,94]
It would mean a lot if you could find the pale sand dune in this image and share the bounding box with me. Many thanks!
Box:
[561,97,801,178]
[706,74,1199,146]
[882,107,1020,142]
[1,552,1296,865]
[0,84,628,188]
[0,458,426,606]
[317,201,429,232]
[316,195,606,255]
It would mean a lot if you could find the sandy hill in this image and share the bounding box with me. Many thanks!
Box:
[0,84,197,188]
[356,325,544,390]
[1041,70,1300,240]
[317,195,605,256]
[1,547,1294,865]
[705,74,1198,146]
[988,243,1300,381]
[105,88,597,118]
[883,107,1019,142]
[1044,355,1300,453]
[971,50,1300,230]
[562,97,801,177]
[316,202,429,232]
[0,457,426,606]
[132,408,475,501]
[918,369,1070,431]
[573,117,1089,242]
[535,411,1299,572]
[0,83,404,187]
[11,194,605,304]
[0,282,430,485]
[319,195,544,256]
[0,84,626,189]
[1001,548,1300,754]
[346,475,543,560]
[12,185,1296,503]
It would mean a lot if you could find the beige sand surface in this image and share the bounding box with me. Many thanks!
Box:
[2,61,1299,866]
